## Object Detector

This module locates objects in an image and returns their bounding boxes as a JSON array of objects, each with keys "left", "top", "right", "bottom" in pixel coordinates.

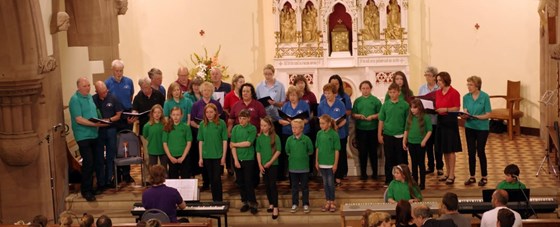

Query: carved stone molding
[
  {"left": 0, "top": 76, "right": 44, "bottom": 166},
  {"left": 39, "top": 56, "right": 57, "bottom": 74}
]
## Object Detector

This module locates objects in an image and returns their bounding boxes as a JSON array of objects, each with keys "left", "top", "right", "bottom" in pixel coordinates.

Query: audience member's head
[
  {"left": 149, "top": 165, "right": 167, "bottom": 185},
  {"left": 442, "top": 192, "right": 459, "bottom": 212},
  {"left": 492, "top": 189, "right": 509, "bottom": 207},
  {"left": 59, "top": 212, "right": 73, "bottom": 227},
  {"left": 497, "top": 208, "right": 515, "bottom": 227},
  {"left": 145, "top": 218, "right": 161, "bottom": 227},
  {"left": 79, "top": 213, "right": 94, "bottom": 227},
  {"left": 32, "top": 215, "right": 48, "bottom": 227},
  {"left": 96, "top": 215, "right": 112, "bottom": 227},
  {"left": 412, "top": 204, "right": 432, "bottom": 227},
  {"left": 363, "top": 211, "right": 392, "bottom": 227},
  {"left": 396, "top": 200, "right": 414, "bottom": 226}
]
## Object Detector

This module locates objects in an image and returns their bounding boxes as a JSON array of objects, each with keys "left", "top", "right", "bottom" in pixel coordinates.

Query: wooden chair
[{"left": 488, "top": 80, "right": 524, "bottom": 140}]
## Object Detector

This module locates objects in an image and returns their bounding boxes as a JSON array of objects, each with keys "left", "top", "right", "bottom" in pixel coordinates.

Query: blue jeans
[
  {"left": 290, "top": 172, "right": 309, "bottom": 206},
  {"left": 320, "top": 168, "right": 335, "bottom": 201},
  {"left": 96, "top": 127, "right": 117, "bottom": 187}
]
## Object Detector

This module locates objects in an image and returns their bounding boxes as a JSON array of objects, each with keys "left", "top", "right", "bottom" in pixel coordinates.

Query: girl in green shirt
[
  {"left": 315, "top": 114, "right": 340, "bottom": 212},
  {"left": 163, "top": 107, "right": 192, "bottom": 179},
  {"left": 387, "top": 164, "right": 422, "bottom": 204},
  {"left": 256, "top": 116, "right": 281, "bottom": 219},
  {"left": 198, "top": 103, "right": 227, "bottom": 201},
  {"left": 403, "top": 99, "right": 432, "bottom": 190},
  {"left": 142, "top": 104, "right": 166, "bottom": 167}
]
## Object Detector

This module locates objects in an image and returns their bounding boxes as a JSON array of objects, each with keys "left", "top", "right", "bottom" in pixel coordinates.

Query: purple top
[
  {"left": 141, "top": 184, "right": 183, "bottom": 222},
  {"left": 190, "top": 99, "right": 223, "bottom": 122}
]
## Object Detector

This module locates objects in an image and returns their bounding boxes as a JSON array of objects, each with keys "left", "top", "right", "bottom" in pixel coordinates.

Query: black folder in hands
[
  {"left": 278, "top": 110, "right": 309, "bottom": 121},
  {"left": 449, "top": 111, "right": 479, "bottom": 119},
  {"left": 334, "top": 114, "right": 347, "bottom": 125},
  {"left": 414, "top": 91, "right": 436, "bottom": 101},
  {"left": 192, "top": 117, "right": 203, "bottom": 124},
  {"left": 89, "top": 118, "right": 111, "bottom": 124},
  {"left": 123, "top": 110, "right": 151, "bottom": 116},
  {"left": 258, "top": 96, "right": 273, "bottom": 108}
]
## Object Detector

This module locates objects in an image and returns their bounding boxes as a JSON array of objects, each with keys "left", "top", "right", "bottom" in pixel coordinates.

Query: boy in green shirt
[
  {"left": 286, "top": 119, "right": 314, "bottom": 214},
  {"left": 496, "top": 164, "right": 526, "bottom": 189},
  {"left": 231, "top": 110, "right": 258, "bottom": 214},
  {"left": 378, "top": 83, "right": 410, "bottom": 185}
]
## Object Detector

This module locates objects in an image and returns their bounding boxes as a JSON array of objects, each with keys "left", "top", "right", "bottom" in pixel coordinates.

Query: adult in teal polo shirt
[
  {"left": 69, "top": 77, "right": 106, "bottom": 202},
  {"left": 462, "top": 76, "right": 492, "bottom": 186}
]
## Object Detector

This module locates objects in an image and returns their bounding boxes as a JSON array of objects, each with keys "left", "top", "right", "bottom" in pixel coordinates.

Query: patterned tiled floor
[{"left": 109, "top": 129, "right": 560, "bottom": 195}]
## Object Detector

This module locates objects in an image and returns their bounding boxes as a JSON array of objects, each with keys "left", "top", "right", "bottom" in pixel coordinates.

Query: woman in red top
[
  {"left": 434, "top": 72, "right": 462, "bottom": 184},
  {"left": 223, "top": 74, "right": 245, "bottom": 116}
]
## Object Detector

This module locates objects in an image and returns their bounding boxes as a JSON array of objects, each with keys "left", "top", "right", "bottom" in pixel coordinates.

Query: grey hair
[
  {"left": 424, "top": 66, "right": 438, "bottom": 76},
  {"left": 413, "top": 205, "right": 432, "bottom": 219},
  {"left": 138, "top": 77, "right": 151, "bottom": 87},
  {"left": 111, "top": 59, "right": 124, "bottom": 69}
]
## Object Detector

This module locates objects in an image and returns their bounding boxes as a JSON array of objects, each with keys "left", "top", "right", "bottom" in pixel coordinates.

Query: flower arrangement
[{"left": 188, "top": 46, "right": 229, "bottom": 82}]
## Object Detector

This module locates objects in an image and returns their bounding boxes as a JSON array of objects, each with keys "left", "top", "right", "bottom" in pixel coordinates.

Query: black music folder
[
  {"left": 482, "top": 189, "right": 530, "bottom": 202},
  {"left": 278, "top": 110, "right": 309, "bottom": 121},
  {"left": 449, "top": 111, "right": 479, "bottom": 120},
  {"left": 89, "top": 118, "right": 111, "bottom": 124},
  {"left": 334, "top": 114, "right": 347, "bottom": 125},
  {"left": 123, "top": 110, "right": 151, "bottom": 116},
  {"left": 258, "top": 96, "right": 273, "bottom": 108},
  {"left": 415, "top": 91, "right": 436, "bottom": 101}
]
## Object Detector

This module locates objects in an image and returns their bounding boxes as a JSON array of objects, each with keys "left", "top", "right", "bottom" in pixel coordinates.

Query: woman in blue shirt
[{"left": 462, "top": 76, "right": 492, "bottom": 186}]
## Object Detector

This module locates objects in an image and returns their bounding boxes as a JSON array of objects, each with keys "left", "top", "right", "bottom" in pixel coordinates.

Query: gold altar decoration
[
  {"left": 331, "top": 19, "right": 350, "bottom": 52},
  {"left": 362, "top": 0, "right": 380, "bottom": 40},
  {"left": 302, "top": 4, "right": 319, "bottom": 42},
  {"left": 280, "top": 4, "right": 297, "bottom": 43}
]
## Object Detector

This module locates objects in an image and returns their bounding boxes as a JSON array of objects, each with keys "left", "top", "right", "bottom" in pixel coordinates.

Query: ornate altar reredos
[
  {"left": 273, "top": 0, "right": 409, "bottom": 176},
  {"left": 273, "top": 0, "right": 409, "bottom": 100}
]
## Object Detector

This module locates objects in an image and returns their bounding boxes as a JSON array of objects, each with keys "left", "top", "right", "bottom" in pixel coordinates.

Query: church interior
[{"left": 1, "top": 0, "right": 560, "bottom": 226}]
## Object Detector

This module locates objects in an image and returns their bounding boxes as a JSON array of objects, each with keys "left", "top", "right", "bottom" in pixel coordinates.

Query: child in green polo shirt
[
  {"left": 163, "top": 107, "right": 192, "bottom": 179},
  {"left": 403, "top": 99, "right": 432, "bottom": 190},
  {"left": 315, "top": 114, "right": 340, "bottom": 212},
  {"left": 378, "top": 83, "right": 410, "bottom": 185},
  {"left": 142, "top": 104, "right": 166, "bottom": 167},
  {"left": 256, "top": 116, "right": 281, "bottom": 219},
  {"left": 231, "top": 109, "right": 258, "bottom": 214},
  {"left": 496, "top": 164, "right": 526, "bottom": 190},
  {"left": 198, "top": 103, "right": 227, "bottom": 202},
  {"left": 286, "top": 119, "right": 314, "bottom": 214},
  {"left": 387, "top": 164, "right": 422, "bottom": 203}
]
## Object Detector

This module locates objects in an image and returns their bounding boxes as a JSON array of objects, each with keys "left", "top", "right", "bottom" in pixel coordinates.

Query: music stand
[
  {"left": 482, "top": 189, "right": 530, "bottom": 202},
  {"left": 537, "top": 89, "right": 559, "bottom": 177}
]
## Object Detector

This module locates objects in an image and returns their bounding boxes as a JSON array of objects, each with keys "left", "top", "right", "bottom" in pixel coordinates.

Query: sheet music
[
  {"left": 213, "top": 92, "right": 225, "bottom": 107},
  {"left": 420, "top": 99, "right": 434, "bottom": 110},
  {"left": 165, "top": 179, "right": 199, "bottom": 201}
]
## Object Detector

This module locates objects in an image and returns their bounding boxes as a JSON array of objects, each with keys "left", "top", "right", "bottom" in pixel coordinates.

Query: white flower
[
  {"left": 198, "top": 63, "right": 207, "bottom": 72},
  {"left": 196, "top": 71, "right": 206, "bottom": 78}
]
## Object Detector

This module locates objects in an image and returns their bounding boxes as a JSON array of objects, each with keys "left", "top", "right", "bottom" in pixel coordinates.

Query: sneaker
[
  {"left": 303, "top": 205, "right": 310, "bottom": 213},
  {"left": 437, "top": 169, "right": 444, "bottom": 176},
  {"left": 290, "top": 205, "right": 298, "bottom": 213},
  {"left": 240, "top": 204, "right": 250, "bottom": 212}
]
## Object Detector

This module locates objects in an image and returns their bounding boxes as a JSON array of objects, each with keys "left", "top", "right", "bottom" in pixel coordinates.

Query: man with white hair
[
  {"left": 105, "top": 59, "right": 134, "bottom": 130},
  {"left": 132, "top": 77, "right": 165, "bottom": 136},
  {"left": 69, "top": 77, "right": 108, "bottom": 201}
]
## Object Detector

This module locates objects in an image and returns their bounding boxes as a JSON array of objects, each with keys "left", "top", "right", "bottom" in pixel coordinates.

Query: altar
[{"left": 272, "top": 0, "right": 410, "bottom": 176}]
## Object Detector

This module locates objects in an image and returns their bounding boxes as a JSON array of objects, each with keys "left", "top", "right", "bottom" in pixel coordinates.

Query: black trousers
[
  {"left": 77, "top": 139, "right": 97, "bottom": 196},
  {"left": 425, "top": 125, "right": 443, "bottom": 170},
  {"left": 465, "top": 128, "right": 489, "bottom": 177},
  {"left": 168, "top": 155, "right": 191, "bottom": 179},
  {"left": 335, "top": 138, "right": 348, "bottom": 180},
  {"left": 263, "top": 165, "right": 279, "bottom": 207},
  {"left": 408, "top": 143, "right": 426, "bottom": 186},
  {"left": 235, "top": 160, "right": 257, "bottom": 204},
  {"left": 204, "top": 158, "right": 223, "bottom": 201},
  {"left": 383, "top": 135, "right": 405, "bottom": 184},
  {"left": 356, "top": 129, "right": 378, "bottom": 177}
]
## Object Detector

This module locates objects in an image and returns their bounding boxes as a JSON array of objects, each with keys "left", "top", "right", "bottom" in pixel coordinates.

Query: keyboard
[{"left": 131, "top": 201, "right": 230, "bottom": 216}]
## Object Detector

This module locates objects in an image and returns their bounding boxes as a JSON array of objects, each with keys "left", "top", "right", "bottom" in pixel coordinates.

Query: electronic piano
[
  {"left": 458, "top": 197, "right": 557, "bottom": 218},
  {"left": 131, "top": 201, "right": 229, "bottom": 227}
]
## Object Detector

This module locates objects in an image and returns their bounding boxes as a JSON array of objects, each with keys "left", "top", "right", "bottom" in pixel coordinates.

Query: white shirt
[{"left": 480, "top": 207, "right": 522, "bottom": 227}]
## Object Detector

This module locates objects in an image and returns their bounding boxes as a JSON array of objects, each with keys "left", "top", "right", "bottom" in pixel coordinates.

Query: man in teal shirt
[{"left": 69, "top": 77, "right": 107, "bottom": 201}]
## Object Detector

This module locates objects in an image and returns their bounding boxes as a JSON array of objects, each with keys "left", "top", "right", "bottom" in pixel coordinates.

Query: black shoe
[
  {"left": 420, "top": 185, "right": 425, "bottom": 190},
  {"left": 240, "top": 204, "right": 250, "bottom": 212},
  {"left": 360, "top": 176, "right": 368, "bottom": 181},
  {"left": 201, "top": 185, "right": 210, "bottom": 191},
  {"left": 437, "top": 169, "right": 444, "bottom": 176},
  {"left": 250, "top": 207, "right": 258, "bottom": 214},
  {"left": 267, "top": 206, "right": 274, "bottom": 213},
  {"left": 371, "top": 175, "right": 379, "bottom": 180},
  {"left": 94, "top": 187, "right": 105, "bottom": 195},
  {"left": 83, "top": 193, "right": 96, "bottom": 202},
  {"left": 272, "top": 208, "right": 279, "bottom": 220},
  {"left": 125, "top": 176, "right": 135, "bottom": 184},
  {"left": 425, "top": 168, "right": 434, "bottom": 174},
  {"left": 105, "top": 182, "right": 116, "bottom": 188}
]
